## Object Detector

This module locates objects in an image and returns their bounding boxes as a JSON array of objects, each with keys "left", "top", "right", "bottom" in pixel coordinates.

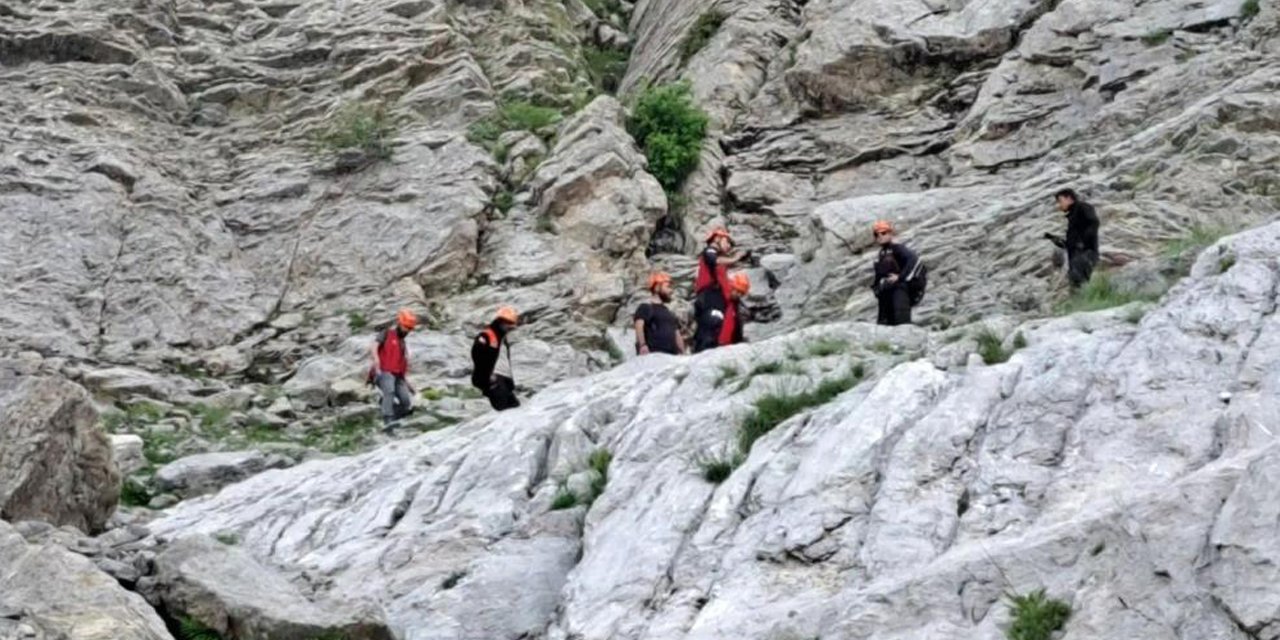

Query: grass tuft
[
  {"left": 550, "top": 482, "right": 578, "bottom": 510},
  {"left": 314, "top": 102, "right": 394, "bottom": 160},
  {"left": 1005, "top": 589, "right": 1071, "bottom": 640},
  {"left": 695, "top": 449, "right": 742, "bottom": 484},
  {"left": 975, "top": 329, "right": 1011, "bottom": 365},
  {"left": 1055, "top": 273, "right": 1161, "bottom": 315},
  {"left": 347, "top": 310, "right": 368, "bottom": 331},
  {"left": 680, "top": 10, "right": 727, "bottom": 62},
  {"left": 178, "top": 616, "right": 223, "bottom": 640},
  {"left": 120, "top": 478, "right": 152, "bottom": 508},
  {"left": 738, "top": 370, "right": 860, "bottom": 455},
  {"left": 713, "top": 365, "right": 739, "bottom": 388},
  {"left": 1242, "top": 0, "right": 1260, "bottom": 19},
  {"left": 1141, "top": 29, "right": 1172, "bottom": 46},
  {"left": 805, "top": 337, "right": 848, "bottom": 358},
  {"left": 587, "top": 449, "right": 612, "bottom": 502},
  {"left": 213, "top": 532, "right": 239, "bottom": 546}
]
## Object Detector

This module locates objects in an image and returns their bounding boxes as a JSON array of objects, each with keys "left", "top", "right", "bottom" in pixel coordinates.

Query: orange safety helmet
[
  {"left": 730, "top": 272, "right": 751, "bottom": 295},
  {"left": 705, "top": 226, "right": 733, "bottom": 245},
  {"left": 872, "top": 219, "right": 894, "bottom": 235},
  {"left": 647, "top": 271, "right": 672, "bottom": 291},
  {"left": 494, "top": 306, "right": 519, "bottom": 325},
  {"left": 397, "top": 309, "right": 418, "bottom": 331}
]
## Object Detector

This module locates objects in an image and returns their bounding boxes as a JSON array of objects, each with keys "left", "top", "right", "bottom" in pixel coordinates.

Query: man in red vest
[
  {"left": 720, "top": 272, "right": 751, "bottom": 346},
  {"left": 369, "top": 309, "right": 418, "bottom": 428}
]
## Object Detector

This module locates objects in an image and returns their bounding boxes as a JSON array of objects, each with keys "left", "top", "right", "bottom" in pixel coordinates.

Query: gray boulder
[
  {"left": 0, "top": 520, "right": 172, "bottom": 640},
  {"left": 153, "top": 535, "right": 391, "bottom": 640},
  {"left": 111, "top": 434, "right": 148, "bottom": 476},
  {"left": 0, "top": 377, "right": 119, "bottom": 533},
  {"left": 155, "top": 451, "right": 291, "bottom": 499}
]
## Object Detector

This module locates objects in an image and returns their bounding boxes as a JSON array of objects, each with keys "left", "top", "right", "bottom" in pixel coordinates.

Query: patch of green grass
[
  {"left": 314, "top": 101, "right": 394, "bottom": 161},
  {"left": 468, "top": 100, "right": 563, "bottom": 150},
  {"left": 441, "top": 570, "right": 466, "bottom": 590},
  {"left": 142, "top": 428, "right": 182, "bottom": 465},
  {"left": 120, "top": 479, "right": 152, "bottom": 508},
  {"left": 550, "top": 482, "right": 578, "bottom": 510},
  {"left": 213, "top": 531, "right": 239, "bottom": 546},
  {"left": 582, "top": 0, "right": 623, "bottom": 19},
  {"left": 1242, "top": 0, "right": 1260, "bottom": 19},
  {"left": 713, "top": 364, "right": 739, "bottom": 388},
  {"left": 1054, "top": 273, "right": 1160, "bottom": 315},
  {"left": 1141, "top": 29, "right": 1172, "bottom": 46},
  {"left": 870, "top": 341, "right": 894, "bottom": 354},
  {"left": 421, "top": 388, "right": 445, "bottom": 401},
  {"left": 680, "top": 10, "right": 727, "bottom": 63},
  {"left": 1005, "top": 589, "right": 1071, "bottom": 640},
  {"left": 305, "top": 415, "right": 377, "bottom": 454},
  {"left": 805, "top": 338, "right": 848, "bottom": 358},
  {"left": 178, "top": 616, "right": 223, "bottom": 640},
  {"left": 127, "top": 402, "right": 167, "bottom": 424},
  {"left": 584, "top": 45, "right": 629, "bottom": 95},
  {"left": 346, "top": 310, "right": 368, "bottom": 331},
  {"left": 975, "top": 329, "right": 1011, "bottom": 365},
  {"left": 750, "top": 361, "right": 782, "bottom": 376},
  {"left": 626, "top": 82, "right": 709, "bottom": 196},
  {"left": 190, "top": 404, "right": 231, "bottom": 430},
  {"left": 241, "top": 422, "right": 286, "bottom": 443},
  {"left": 587, "top": 449, "right": 612, "bottom": 501},
  {"left": 738, "top": 370, "right": 861, "bottom": 456},
  {"left": 1219, "top": 254, "right": 1236, "bottom": 273},
  {"left": 695, "top": 449, "right": 742, "bottom": 484},
  {"left": 494, "top": 189, "right": 515, "bottom": 214},
  {"left": 1161, "top": 225, "right": 1232, "bottom": 261},
  {"left": 493, "top": 142, "right": 510, "bottom": 165}
]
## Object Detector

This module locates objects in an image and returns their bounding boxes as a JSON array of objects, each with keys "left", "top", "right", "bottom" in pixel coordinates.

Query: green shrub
[
  {"left": 1012, "top": 332, "right": 1028, "bottom": 350},
  {"left": 1242, "top": 0, "right": 1260, "bottom": 19},
  {"left": 142, "top": 428, "right": 181, "bottom": 465},
  {"left": 680, "top": 10, "right": 727, "bottom": 62},
  {"left": 120, "top": 479, "right": 152, "bottom": 508},
  {"left": 695, "top": 450, "right": 742, "bottom": 484},
  {"left": 178, "top": 616, "right": 223, "bottom": 640},
  {"left": 1141, "top": 29, "right": 1172, "bottom": 46},
  {"left": 550, "top": 483, "right": 578, "bottom": 510},
  {"left": 467, "top": 100, "right": 564, "bottom": 153},
  {"left": 1219, "top": 254, "right": 1236, "bottom": 273},
  {"left": 314, "top": 102, "right": 394, "bottom": 160},
  {"left": 626, "top": 82, "right": 709, "bottom": 195},
  {"left": 584, "top": 45, "right": 630, "bottom": 94},
  {"left": 1161, "top": 225, "right": 1232, "bottom": 261},
  {"left": 347, "top": 310, "right": 368, "bottom": 331},
  {"left": 1054, "top": 273, "right": 1160, "bottom": 315},
  {"left": 588, "top": 449, "right": 612, "bottom": 501},
  {"left": 738, "top": 370, "right": 860, "bottom": 455},
  {"left": 975, "top": 329, "right": 1011, "bottom": 365},
  {"left": 1005, "top": 589, "right": 1071, "bottom": 640},
  {"left": 494, "top": 189, "right": 515, "bottom": 214}
]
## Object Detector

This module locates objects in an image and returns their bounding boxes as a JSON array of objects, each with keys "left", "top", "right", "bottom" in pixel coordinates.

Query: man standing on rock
[
  {"left": 635, "top": 272, "right": 685, "bottom": 355},
  {"left": 471, "top": 307, "right": 520, "bottom": 411},
  {"left": 694, "top": 271, "right": 751, "bottom": 352},
  {"left": 1044, "top": 188, "right": 1100, "bottom": 288},
  {"left": 369, "top": 309, "right": 417, "bottom": 429},
  {"left": 870, "top": 220, "right": 920, "bottom": 326},
  {"left": 692, "top": 227, "right": 750, "bottom": 353}
]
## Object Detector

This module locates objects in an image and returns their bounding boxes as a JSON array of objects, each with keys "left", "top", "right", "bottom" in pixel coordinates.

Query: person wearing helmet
[
  {"left": 634, "top": 272, "right": 685, "bottom": 355},
  {"left": 694, "top": 227, "right": 751, "bottom": 296},
  {"left": 1043, "top": 188, "right": 1100, "bottom": 288},
  {"left": 369, "top": 309, "right": 418, "bottom": 428},
  {"left": 471, "top": 306, "right": 521, "bottom": 411},
  {"left": 869, "top": 220, "right": 918, "bottom": 326},
  {"left": 720, "top": 272, "right": 751, "bottom": 346}
]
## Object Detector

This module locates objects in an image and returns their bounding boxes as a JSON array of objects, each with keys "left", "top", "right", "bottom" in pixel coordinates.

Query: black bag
[{"left": 906, "top": 260, "right": 928, "bottom": 306}]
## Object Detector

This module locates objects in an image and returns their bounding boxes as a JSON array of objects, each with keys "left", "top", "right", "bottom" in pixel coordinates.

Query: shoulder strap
[{"left": 481, "top": 327, "right": 497, "bottom": 345}]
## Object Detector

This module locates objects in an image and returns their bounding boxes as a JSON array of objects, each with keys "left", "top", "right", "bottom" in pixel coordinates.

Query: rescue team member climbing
[
  {"left": 1043, "top": 188, "right": 1100, "bottom": 288},
  {"left": 721, "top": 272, "right": 750, "bottom": 346},
  {"left": 471, "top": 306, "right": 520, "bottom": 411},
  {"left": 870, "top": 220, "right": 919, "bottom": 327},
  {"left": 368, "top": 309, "right": 417, "bottom": 428},
  {"left": 692, "top": 227, "right": 750, "bottom": 353},
  {"left": 634, "top": 272, "right": 685, "bottom": 355}
]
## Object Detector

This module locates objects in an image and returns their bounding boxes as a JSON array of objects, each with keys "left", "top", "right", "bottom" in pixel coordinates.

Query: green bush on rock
[{"left": 626, "top": 82, "right": 708, "bottom": 196}]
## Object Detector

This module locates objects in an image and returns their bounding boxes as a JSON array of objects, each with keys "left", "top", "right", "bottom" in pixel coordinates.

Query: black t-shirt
[{"left": 634, "top": 303, "right": 681, "bottom": 355}]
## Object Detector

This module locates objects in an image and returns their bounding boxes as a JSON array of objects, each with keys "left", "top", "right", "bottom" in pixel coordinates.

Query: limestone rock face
[
  {"left": 154, "top": 451, "right": 292, "bottom": 499},
  {"left": 0, "top": 520, "right": 172, "bottom": 640},
  {"left": 0, "top": 377, "right": 119, "bottom": 534},
  {"left": 151, "top": 222, "right": 1280, "bottom": 639}
]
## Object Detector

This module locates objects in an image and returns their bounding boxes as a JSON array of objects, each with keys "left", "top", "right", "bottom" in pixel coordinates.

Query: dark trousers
[
  {"left": 692, "top": 289, "right": 726, "bottom": 353},
  {"left": 1068, "top": 250, "right": 1098, "bottom": 288},
  {"left": 485, "top": 375, "right": 520, "bottom": 411},
  {"left": 877, "top": 287, "right": 912, "bottom": 326}
]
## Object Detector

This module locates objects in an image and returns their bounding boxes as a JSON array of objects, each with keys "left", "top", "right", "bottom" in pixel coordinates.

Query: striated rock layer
[{"left": 152, "top": 221, "right": 1280, "bottom": 639}]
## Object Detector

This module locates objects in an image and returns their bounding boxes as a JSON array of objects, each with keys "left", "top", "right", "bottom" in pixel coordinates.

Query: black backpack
[{"left": 906, "top": 260, "right": 928, "bottom": 306}]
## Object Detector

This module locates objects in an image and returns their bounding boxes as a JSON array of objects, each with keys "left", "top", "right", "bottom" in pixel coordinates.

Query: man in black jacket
[
  {"left": 869, "top": 220, "right": 919, "bottom": 326},
  {"left": 471, "top": 306, "right": 520, "bottom": 411},
  {"left": 1044, "top": 188, "right": 1100, "bottom": 288}
]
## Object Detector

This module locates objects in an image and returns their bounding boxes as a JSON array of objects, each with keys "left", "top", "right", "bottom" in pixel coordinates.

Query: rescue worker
[
  {"left": 1043, "top": 188, "right": 1100, "bottom": 288},
  {"left": 471, "top": 306, "right": 520, "bottom": 411},
  {"left": 368, "top": 309, "right": 417, "bottom": 428},
  {"left": 721, "top": 272, "right": 751, "bottom": 346},
  {"left": 692, "top": 227, "right": 750, "bottom": 353},
  {"left": 870, "top": 220, "right": 919, "bottom": 326},
  {"left": 634, "top": 272, "right": 685, "bottom": 355}
]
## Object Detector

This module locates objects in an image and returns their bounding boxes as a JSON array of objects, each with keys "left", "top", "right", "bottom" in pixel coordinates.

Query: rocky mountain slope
[
  {"left": 1, "top": 0, "right": 1279, "bottom": 637},
  {"left": 140, "top": 219, "right": 1280, "bottom": 639}
]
